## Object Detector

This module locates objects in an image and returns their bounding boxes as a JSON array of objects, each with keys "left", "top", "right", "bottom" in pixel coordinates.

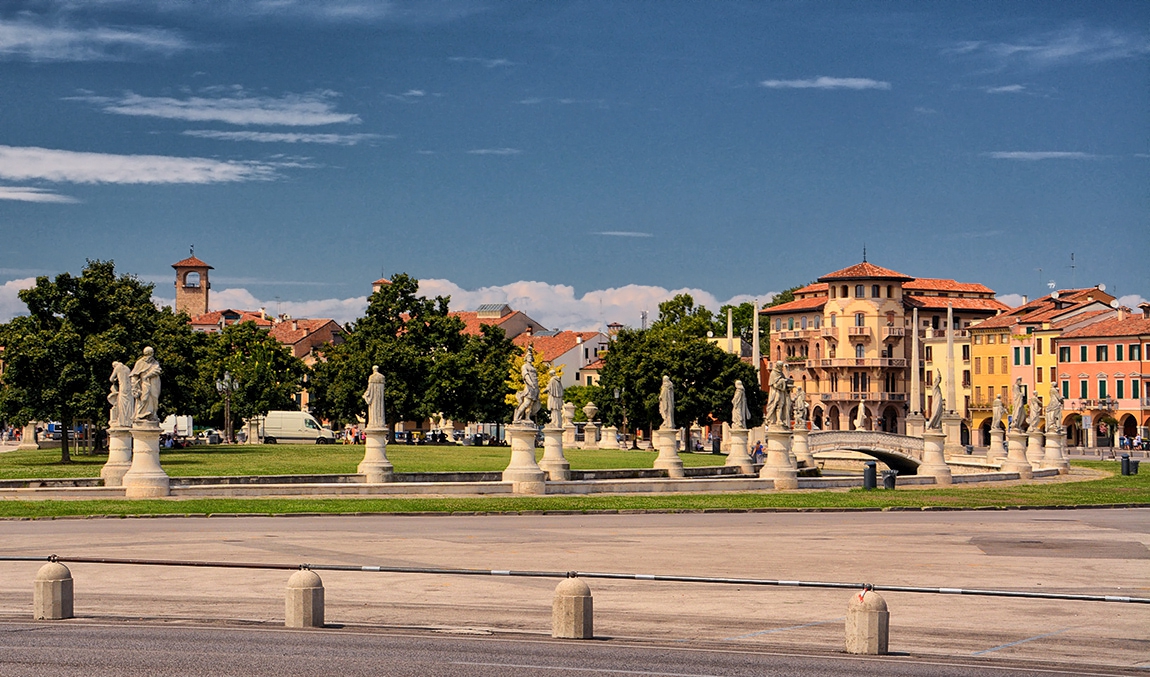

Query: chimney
[
  {"left": 1116, "top": 307, "right": 1127, "bottom": 322},
  {"left": 291, "top": 320, "right": 299, "bottom": 331},
  {"left": 525, "top": 325, "right": 534, "bottom": 336},
  {"left": 1140, "top": 303, "right": 1150, "bottom": 319},
  {"left": 1022, "top": 295, "right": 1028, "bottom": 304}
]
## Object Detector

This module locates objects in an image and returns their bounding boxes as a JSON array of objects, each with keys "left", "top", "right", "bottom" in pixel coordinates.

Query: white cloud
[
  {"left": 1118, "top": 294, "right": 1149, "bottom": 310},
  {"left": 0, "top": 186, "right": 80, "bottom": 203},
  {"left": 75, "top": 90, "right": 360, "bottom": 126},
  {"left": 949, "top": 27, "right": 1150, "bottom": 68},
  {"left": 0, "top": 145, "right": 278, "bottom": 184},
  {"left": 595, "top": 231, "right": 652, "bottom": 238},
  {"left": 984, "top": 84, "right": 1026, "bottom": 94},
  {"left": 996, "top": 293, "right": 1026, "bottom": 308},
  {"left": 760, "top": 76, "right": 891, "bottom": 90},
  {"left": 984, "top": 151, "right": 1097, "bottom": 161},
  {"left": 183, "top": 130, "right": 389, "bottom": 145},
  {"left": 387, "top": 89, "right": 438, "bottom": 103},
  {"left": 0, "top": 277, "right": 36, "bottom": 320},
  {"left": 0, "top": 17, "right": 188, "bottom": 62},
  {"left": 467, "top": 148, "right": 521, "bottom": 155},
  {"left": 516, "top": 97, "right": 544, "bottom": 105},
  {"left": 913, "top": 106, "right": 937, "bottom": 114},
  {"left": 449, "top": 57, "right": 514, "bottom": 68}
]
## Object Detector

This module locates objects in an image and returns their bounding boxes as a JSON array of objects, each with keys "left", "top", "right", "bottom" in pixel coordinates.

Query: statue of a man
[
  {"left": 1009, "top": 378, "right": 1026, "bottom": 432},
  {"left": 546, "top": 368, "right": 564, "bottom": 428},
  {"left": 792, "top": 384, "right": 808, "bottom": 428},
  {"left": 513, "top": 346, "right": 540, "bottom": 425},
  {"left": 658, "top": 375, "right": 675, "bottom": 430},
  {"left": 108, "top": 361, "right": 134, "bottom": 429},
  {"left": 855, "top": 403, "right": 867, "bottom": 431},
  {"left": 764, "top": 361, "right": 791, "bottom": 429},
  {"left": 362, "top": 365, "right": 386, "bottom": 429},
  {"left": 130, "top": 347, "right": 161, "bottom": 423},
  {"left": 1027, "top": 395, "right": 1044, "bottom": 431},
  {"left": 927, "top": 373, "right": 944, "bottom": 430},
  {"left": 1046, "top": 384, "right": 1064, "bottom": 433},
  {"left": 991, "top": 394, "right": 1005, "bottom": 431},
  {"left": 731, "top": 379, "right": 750, "bottom": 430}
]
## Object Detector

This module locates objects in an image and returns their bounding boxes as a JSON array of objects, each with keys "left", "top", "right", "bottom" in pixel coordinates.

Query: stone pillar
[
  {"left": 760, "top": 427, "right": 798, "bottom": 489},
  {"left": 720, "top": 421, "right": 731, "bottom": 452},
  {"left": 17, "top": 423, "right": 40, "bottom": 450},
  {"left": 792, "top": 428, "right": 816, "bottom": 469},
  {"left": 122, "top": 421, "right": 169, "bottom": 498},
  {"left": 503, "top": 424, "right": 546, "bottom": 494},
  {"left": 358, "top": 426, "right": 394, "bottom": 483},
  {"left": 562, "top": 403, "right": 577, "bottom": 446},
  {"left": 1086, "top": 423, "right": 1097, "bottom": 449},
  {"left": 1025, "top": 429, "right": 1045, "bottom": 466},
  {"left": 539, "top": 427, "right": 570, "bottom": 481},
  {"left": 1001, "top": 430, "right": 1034, "bottom": 479},
  {"left": 941, "top": 414, "right": 965, "bottom": 458},
  {"left": 552, "top": 578, "right": 593, "bottom": 639},
  {"left": 905, "top": 414, "right": 925, "bottom": 439},
  {"left": 599, "top": 425, "right": 619, "bottom": 450},
  {"left": 100, "top": 427, "right": 133, "bottom": 487},
  {"left": 285, "top": 570, "right": 324, "bottom": 628},
  {"left": 34, "top": 562, "right": 73, "bottom": 620},
  {"left": 1042, "top": 429, "right": 1070, "bottom": 474},
  {"left": 752, "top": 299, "right": 761, "bottom": 384},
  {"left": 919, "top": 430, "right": 953, "bottom": 486},
  {"left": 988, "top": 428, "right": 1006, "bottom": 463},
  {"left": 726, "top": 427, "right": 754, "bottom": 474},
  {"left": 845, "top": 589, "right": 889, "bottom": 655},
  {"left": 582, "top": 422, "right": 600, "bottom": 450},
  {"left": 652, "top": 428, "right": 684, "bottom": 478},
  {"left": 909, "top": 307, "right": 921, "bottom": 418}
]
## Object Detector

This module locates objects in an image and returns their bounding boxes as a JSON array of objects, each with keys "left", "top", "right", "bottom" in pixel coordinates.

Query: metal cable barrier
[{"left": 4, "top": 554, "right": 1148, "bottom": 605}]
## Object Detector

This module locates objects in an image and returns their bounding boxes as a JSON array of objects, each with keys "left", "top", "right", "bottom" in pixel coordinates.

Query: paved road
[
  {"left": 1, "top": 621, "right": 1135, "bottom": 677},
  {"left": 0, "top": 509, "right": 1148, "bottom": 671}
]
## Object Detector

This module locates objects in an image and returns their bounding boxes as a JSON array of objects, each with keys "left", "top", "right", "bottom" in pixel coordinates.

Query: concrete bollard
[
  {"left": 845, "top": 588, "right": 889, "bottom": 655},
  {"left": 552, "top": 577, "right": 593, "bottom": 639},
  {"left": 34, "top": 562, "right": 74, "bottom": 620},
  {"left": 285, "top": 570, "right": 324, "bottom": 628}
]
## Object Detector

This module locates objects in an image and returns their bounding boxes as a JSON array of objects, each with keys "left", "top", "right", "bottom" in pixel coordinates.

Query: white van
[{"left": 259, "top": 411, "right": 336, "bottom": 445}]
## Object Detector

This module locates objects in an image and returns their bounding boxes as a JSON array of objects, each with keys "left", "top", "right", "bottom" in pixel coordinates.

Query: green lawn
[
  {"left": 0, "top": 443, "right": 724, "bottom": 479},
  {"left": 0, "top": 461, "right": 1146, "bottom": 519}
]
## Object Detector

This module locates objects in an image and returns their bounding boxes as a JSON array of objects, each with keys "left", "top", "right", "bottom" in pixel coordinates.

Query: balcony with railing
[
  {"left": 777, "top": 329, "right": 818, "bottom": 342},
  {"left": 806, "top": 358, "right": 906, "bottom": 369},
  {"left": 918, "top": 329, "right": 971, "bottom": 340},
  {"left": 821, "top": 327, "right": 838, "bottom": 340},
  {"left": 881, "top": 327, "right": 905, "bottom": 341},
  {"left": 819, "top": 391, "right": 907, "bottom": 402},
  {"left": 848, "top": 326, "right": 872, "bottom": 340}
]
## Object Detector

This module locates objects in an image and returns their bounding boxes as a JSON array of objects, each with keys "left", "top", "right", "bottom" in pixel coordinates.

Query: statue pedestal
[
  {"left": 599, "top": 425, "right": 619, "bottom": 450},
  {"left": 905, "top": 414, "right": 925, "bottom": 439},
  {"left": 920, "top": 431, "right": 953, "bottom": 486},
  {"left": 562, "top": 423, "right": 577, "bottom": 447},
  {"left": 503, "top": 425, "right": 546, "bottom": 494},
  {"left": 539, "top": 427, "right": 570, "bottom": 481},
  {"left": 653, "top": 428, "right": 684, "bottom": 478},
  {"left": 1001, "top": 430, "right": 1033, "bottom": 479},
  {"left": 581, "top": 423, "right": 600, "bottom": 449},
  {"left": 725, "top": 427, "right": 754, "bottom": 474},
  {"left": 358, "top": 427, "right": 394, "bottom": 483},
  {"left": 988, "top": 428, "right": 1006, "bottom": 463},
  {"left": 101, "top": 427, "right": 133, "bottom": 487},
  {"left": 17, "top": 423, "right": 40, "bottom": 450},
  {"left": 122, "top": 421, "right": 169, "bottom": 498},
  {"left": 1025, "top": 429, "right": 1045, "bottom": 466},
  {"left": 760, "top": 427, "right": 798, "bottom": 489},
  {"left": 1042, "top": 430, "right": 1070, "bottom": 474},
  {"left": 792, "top": 428, "right": 816, "bottom": 468},
  {"left": 942, "top": 414, "right": 965, "bottom": 458}
]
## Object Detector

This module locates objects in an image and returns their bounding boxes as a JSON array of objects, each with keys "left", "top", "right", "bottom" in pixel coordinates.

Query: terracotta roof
[
  {"left": 1050, "top": 309, "right": 1112, "bottom": 330},
  {"left": 761, "top": 296, "right": 828, "bottom": 314},
  {"left": 269, "top": 319, "right": 345, "bottom": 359},
  {"left": 818, "top": 262, "right": 912, "bottom": 282},
  {"left": 171, "top": 255, "right": 213, "bottom": 269},
  {"left": 903, "top": 278, "right": 995, "bottom": 295},
  {"left": 372, "top": 278, "right": 391, "bottom": 286},
  {"left": 513, "top": 331, "right": 604, "bottom": 363},
  {"left": 449, "top": 309, "right": 534, "bottom": 335},
  {"left": 580, "top": 358, "right": 605, "bottom": 372},
  {"left": 1061, "top": 316, "right": 1150, "bottom": 339},
  {"left": 190, "top": 309, "right": 273, "bottom": 328},
  {"left": 792, "top": 282, "right": 828, "bottom": 296},
  {"left": 903, "top": 296, "right": 1010, "bottom": 312}
]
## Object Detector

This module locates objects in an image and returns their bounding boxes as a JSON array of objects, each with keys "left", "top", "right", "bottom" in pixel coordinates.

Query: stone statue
[
  {"left": 855, "top": 403, "right": 867, "bottom": 431},
  {"left": 927, "top": 374, "right": 944, "bottom": 430},
  {"left": 546, "top": 368, "right": 564, "bottom": 427},
  {"left": 658, "top": 375, "right": 675, "bottom": 430},
  {"left": 513, "top": 346, "right": 540, "bottom": 425},
  {"left": 1009, "top": 378, "right": 1025, "bottom": 432},
  {"left": 362, "top": 365, "right": 386, "bottom": 429},
  {"left": 108, "top": 361, "right": 134, "bottom": 429},
  {"left": 129, "top": 347, "right": 161, "bottom": 423},
  {"left": 764, "top": 361, "right": 792, "bottom": 429},
  {"left": 792, "top": 384, "right": 808, "bottom": 428},
  {"left": 991, "top": 394, "right": 1005, "bottom": 431},
  {"left": 1045, "top": 384, "right": 1064, "bottom": 433},
  {"left": 1027, "top": 395, "right": 1043, "bottom": 431},
  {"left": 731, "top": 380, "right": 750, "bottom": 429}
]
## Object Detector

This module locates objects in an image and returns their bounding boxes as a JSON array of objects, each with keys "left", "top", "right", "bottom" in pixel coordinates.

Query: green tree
[
  {"left": 650, "top": 293, "right": 715, "bottom": 339},
  {"left": 197, "top": 321, "right": 308, "bottom": 430},
  {"left": 561, "top": 384, "right": 604, "bottom": 423},
  {"left": 0, "top": 260, "right": 204, "bottom": 462}
]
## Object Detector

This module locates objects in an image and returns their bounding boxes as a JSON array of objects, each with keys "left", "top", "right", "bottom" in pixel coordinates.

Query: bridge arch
[{"left": 808, "top": 430, "right": 924, "bottom": 475}]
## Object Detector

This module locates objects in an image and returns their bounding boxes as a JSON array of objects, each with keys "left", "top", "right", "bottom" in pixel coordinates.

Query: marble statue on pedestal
[
  {"left": 1046, "top": 384, "right": 1064, "bottom": 433},
  {"left": 363, "top": 365, "right": 386, "bottom": 429},
  {"left": 546, "top": 368, "right": 564, "bottom": 427},
  {"left": 1009, "top": 378, "right": 1026, "bottom": 432},
  {"left": 792, "top": 384, "right": 808, "bottom": 429},
  {"left": 108, "top": 361, "right": 134, "bottom": 428},
  {"left": 129, "top": 347, "right": 161, "bottom": 423},
  {"left": 927, "top": 375, "right": 944, "bottom": 430},
  {"left": 659, "top": 375, "right": 675, "bottom": 430},
  {"left": 731, "top": 380, "right": 750, "bottom": 429},
  {"left": 991, "top": 395, "right": 1005, "bottom": 431},
  {"left": 513, "top": 346, "right": 540, "bottom": 425},
  {"left": 764, "top": 361, "right": 792, "bottom": 429},
  {"left": 1027, "top": 395, "right": 1043, "bottom": 431},
  {"left": 855, "top": 403, "right": 867, "bottom": 431}
]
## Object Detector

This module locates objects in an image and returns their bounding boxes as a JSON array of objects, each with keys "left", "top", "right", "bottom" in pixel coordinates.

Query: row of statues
[
  {"left": 989, "top": 378, "right": 1064, "bottom": 434},
  {"left": 107, "top": 347, "right": 162, "bottom": 428}
]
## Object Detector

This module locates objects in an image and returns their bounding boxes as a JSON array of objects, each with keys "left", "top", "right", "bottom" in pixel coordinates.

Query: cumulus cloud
[
  {"left": 466, "top": 148, "right": 521, "bottom": 156},
  {"left": 760, "top": 76, "right": 891, "bottom": 90},
  {"left": 1118, "top": 294, "right": 1149, "bottom": 310},
  {"left": 948, "top": 26, "right": 1150, "bottom": 68},
  {"left": 0, "top": 186, "right": 80, "bottom": 203},
  {"left": 0, "top": 145, "right": 279, "bottom": 184},
  {"left": 984, "top": 151, "right": 1097, "bottom": 161},
  {"left": 74, "top": 89, "right": 360, "bottom": 126},
  {"left": 183, "top": 130, "right": 388, "bottom": 145},
  {"left": 0, "top": 277, "right": 36, "bottom": 320},
  {"left": 0, "top": 16, "right": 189, "bottom": 62},
  {"left": 996, "top": 293, "right": 1026, "bottom": 308}
]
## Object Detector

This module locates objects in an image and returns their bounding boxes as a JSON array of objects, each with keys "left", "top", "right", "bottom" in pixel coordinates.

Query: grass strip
[{"left": 0, "top": 462, "right": 1145, "bottom": 519}]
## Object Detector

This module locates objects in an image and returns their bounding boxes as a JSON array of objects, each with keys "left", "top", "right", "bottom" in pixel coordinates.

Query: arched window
[
  {"left": 800, "top": 316, "right": 808, "bottom": 329},
  {"left": 871, "top": 284, "right": 880, "bottom": 298},
  {"left": 830, "top": 313, "right": 837, "bottom": 327},
  {"left": 887, "top": 285, "right": 893, "bottom": 298},
  {"left": 841, "top": 285, "right": 849, "bottom": 298},
  {"left": 814, "top": 315, "right": 821, "bottom": 329},
  {"left": 856, "top": 343, "right": 865, "bottom": 358},
  {"left": 788, "top": 317, "right": 794, "bottom": 330},
  {"left": 775, "top": 318, "right": 781, "bottom": 331},
  {"left": 184, "top": 272, "right": 201, "bottom": 288},
  {"left": 855, "top": 313, "right": 865, "bottom": 327},
  {"left": 855, "top": 284, "right": 865, "bottom": 298}
]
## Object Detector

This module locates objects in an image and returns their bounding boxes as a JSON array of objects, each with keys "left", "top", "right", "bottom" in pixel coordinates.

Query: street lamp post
[
  {"left": 216, "top": 371, "right": 236, "bottom": 444},
  {"left": 614, "top": 387, "right": 632, "bottom": 449}
]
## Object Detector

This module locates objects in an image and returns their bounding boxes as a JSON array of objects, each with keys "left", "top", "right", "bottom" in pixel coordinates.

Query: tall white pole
[
  {"left": 910, "top": 306, "right": 920, "bottom": 414},
  {"left": 727, "top": 307, "right": 734, "bottom": 354},
  {"left": 946, "top": 302, "right": 957, "bottom": 413},
  {"left": 752, "top": 300, "right": 761, "bottom": 382}
]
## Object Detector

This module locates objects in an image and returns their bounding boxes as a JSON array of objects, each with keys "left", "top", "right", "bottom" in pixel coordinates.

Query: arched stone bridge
[{"left": 808, "top": 430, "right": 925, "bottom": 475}]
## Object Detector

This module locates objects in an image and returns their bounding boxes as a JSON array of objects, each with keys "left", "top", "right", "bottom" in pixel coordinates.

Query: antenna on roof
[
  {"left": 190, "top": 244, "right": 194, "bottom": 257},
  {"left": 1069, "top": 252, "right": 1076, "bottom": 288},
  {"left": 862, "top": 244, "right": 867, "bottom": 263}
]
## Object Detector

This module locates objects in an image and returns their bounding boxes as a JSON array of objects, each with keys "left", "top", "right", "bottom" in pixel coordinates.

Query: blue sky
[{"left": 1, "top": 1, "right": 1147, "bottom": 329}]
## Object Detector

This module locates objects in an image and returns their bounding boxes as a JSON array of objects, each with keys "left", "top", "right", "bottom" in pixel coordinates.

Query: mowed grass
[
  {"left": 0, "top": 461, "right": 1146, "bottom": 519},
  {"left": 0, "top": 443, "right": 724, "bottom": 479}
]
